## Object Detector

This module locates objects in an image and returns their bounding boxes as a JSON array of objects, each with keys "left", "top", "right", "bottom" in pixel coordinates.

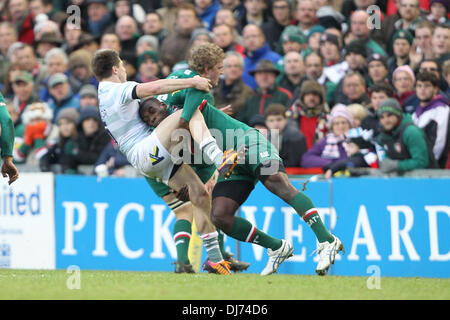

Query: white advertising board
[{"left": 0, "top": 173, "right": 55, "bottom": 269}]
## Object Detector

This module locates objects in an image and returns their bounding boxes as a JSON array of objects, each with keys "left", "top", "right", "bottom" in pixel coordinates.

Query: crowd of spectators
[{"left": 0, "top": 0, "right": 449, "bottom": 177}]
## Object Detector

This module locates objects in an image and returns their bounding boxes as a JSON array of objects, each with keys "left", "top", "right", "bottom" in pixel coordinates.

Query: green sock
[
  {"left": 217, "top": 228, "right": 227, "bottom": 257},
  {"left": 229, "top": 216, "right": 282, "bottom": 251},
  {"left": 288, "top": 192, "right": 334, "bottom": 243},
  {"left": 173, "top": 219, "right": 191, "bottom": 264}
]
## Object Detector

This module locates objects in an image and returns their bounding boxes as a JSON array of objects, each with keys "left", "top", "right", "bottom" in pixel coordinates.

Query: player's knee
[
  {"left": 210, "top": 210, "right": 229, "bottom": 231},
  {"left": 211, "top": 205, "right": 234, "bottom": 232},
  {"left": 189, "top": 185, "right": 210, "bottom": 208},
  {"left": 264, "top": 173, "right": 297, "bottom": 201}
]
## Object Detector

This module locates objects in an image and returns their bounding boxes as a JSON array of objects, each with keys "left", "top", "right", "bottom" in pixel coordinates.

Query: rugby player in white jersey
[{"left": 92, "top": 49, "right": 238, "bottom": 274}]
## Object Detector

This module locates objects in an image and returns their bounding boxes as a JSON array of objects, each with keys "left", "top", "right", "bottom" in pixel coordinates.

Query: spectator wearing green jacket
[
  {"left": 236, "top": 59, "right": 292, "bottom": 125},
  {"left": 377, "top": 98, "right": 431, "bottom": 173}
]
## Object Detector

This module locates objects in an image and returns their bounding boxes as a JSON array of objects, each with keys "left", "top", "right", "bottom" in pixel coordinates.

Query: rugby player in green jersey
[
  {"left": 139, "top": 43, "right": 345, "bottom": 276},
  {"left": 0, "top": 93, "right": 18, "bottom": 185}
]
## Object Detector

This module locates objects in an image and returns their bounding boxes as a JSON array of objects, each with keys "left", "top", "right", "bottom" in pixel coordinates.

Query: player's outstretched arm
[{"left": 135, "top": 76, "right": 212, "bottom": 99}]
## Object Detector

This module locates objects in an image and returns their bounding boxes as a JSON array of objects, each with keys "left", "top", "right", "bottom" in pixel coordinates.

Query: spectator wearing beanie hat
[
  {"left": 392, "top": 65, "right": 420, "bottom": 113},
  {"left": 322, "top": 127, "right": 378, "bottom": 179},
  {"left": 135, "top": 50, "right": 160, "bottom": 83},
  {"left": 388, "top": 29, "right": 413, "bottom": 76},
  {"left": 320, "top": 33, "right": 349, "bottom": 85},
  {"left": 75, "top": 106, "right": 111, "bottom": 166},
  {"left": 427, "top": 0, "right": 449, "bottom": 25},
  {"left": 367, "top": 53, "right": 389, "bottom": 88},
  {"left": 307, "top": 25, "right": 326, "bottom": 52},
  {"left": 39, "top": 107, "right": 80, "bottom": 174},
  {"left": 301, "top": 104, "right": 353, "bottom": 169},
  {"left": 377, "top": 98, "right": 433, "bottom": 173},
  {"left": 275, "top": 26, "right": 307, "bottom": 71},
  {"left": 68, "top": 49, "right": 98, "bottom": 94}
]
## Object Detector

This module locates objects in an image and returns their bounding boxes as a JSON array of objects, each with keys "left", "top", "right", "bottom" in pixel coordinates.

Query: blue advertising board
[{"left": 55, "top": 175, "right": 450, "bottom": 277}]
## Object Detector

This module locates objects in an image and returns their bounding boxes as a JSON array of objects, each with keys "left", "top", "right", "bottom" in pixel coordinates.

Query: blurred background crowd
[{"left": 0, "top": 0, "right": 449, "bottom": 177}]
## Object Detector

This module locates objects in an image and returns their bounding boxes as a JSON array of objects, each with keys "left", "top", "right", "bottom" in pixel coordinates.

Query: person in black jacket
[
  {"left": 261, "top": 0, "right": 294, "bottom": 51},
  {"left": 75, "top": 105, "right": 110, "bottom": 167},
  {"left": 264, "top": 103, "right": 307, "bottom": 167}
]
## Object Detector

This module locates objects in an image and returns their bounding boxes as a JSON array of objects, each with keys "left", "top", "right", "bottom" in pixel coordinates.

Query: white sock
[
  {"left": 201, "top": 231, "right": 223, "bottom": 263},
  {"left": 199, "top": 136, "right": 224, "bottom": 168}
]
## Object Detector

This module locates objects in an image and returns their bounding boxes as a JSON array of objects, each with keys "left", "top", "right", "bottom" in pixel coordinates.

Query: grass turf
[{"left": 0, "top": 269, "right": 448, "bottom": 300}]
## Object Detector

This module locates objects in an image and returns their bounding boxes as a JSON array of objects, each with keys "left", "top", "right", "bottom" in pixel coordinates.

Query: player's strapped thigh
[
  {"left": 134, "top": 131, "right": 174, "bottom": 184},
  {"left": 230, "top": 129, "right": 283, "bottom": 180},
  {"left": 212, "top": 179, "right": 255, "bottom": 206}
]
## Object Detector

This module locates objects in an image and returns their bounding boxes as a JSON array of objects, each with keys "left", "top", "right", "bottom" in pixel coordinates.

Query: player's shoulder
[{"left": 168, "top": 69, "right": 196, "bottom": 79}]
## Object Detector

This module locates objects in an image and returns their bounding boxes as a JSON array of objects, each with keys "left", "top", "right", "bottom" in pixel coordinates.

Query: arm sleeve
[
  {"left": 0, "top": 104, "right": 15, "bottom": 157},
  {"left": 398, "top": 126, "right": 429, "bottom": 171},
  {"left": 181, "top": 89, "right": 211, "bottom": 122},
  {"left": 119, "top": 81, "right": 139, "bottom": 105}
]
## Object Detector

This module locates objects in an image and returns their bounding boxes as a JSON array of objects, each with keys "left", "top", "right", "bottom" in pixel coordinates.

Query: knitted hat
[
  {"left": 367, "top": 53, "right": 388, "bottom": 68},
  {"left": 344, "top": 39, "right": 367, "bottom": 58},
  {"left": 190, "top": 28, "right": 213, "bottom": 43},
  {"left": 21, "top": 102, "right": 53, "bottom": 125},
  {"left": 392, "top": 29, "right": 414, "bottom": 45},
  {"left": 79, "top": 105, "right": 101, "bottom": 124},
  {"left": 69, "top": 49, "right": 92, "bottom": 72},
  {"left": 137, "top": 50, "right": 159, "bottom": 69},
  {"left": 393, "top": 65, "right": 415, "bottom": 83},
  {"left": 136, "top": 35, "right": 159, "bottom": 52},
  {"left": 56, "top": 107, "right": 80, "bottom": 124},
  {"left": 377, "top": 98, "right": 403, "bottom": 118},
  {"left": 79, "top": 84, "right": 98, "bottom": 98},
  {"left": 281, "top": 25, "right": 306, "bottom": 45},
  {"left": 307, "top": 25, "right": 326, "bottom": 41},
  {"left": 329, "top": 104, "right": 354, "bottom": 127},
  {"left": 430, "top": 0, "right": 449, "bottom": 13},
  {"left": 320, "top": 33, "right": 340, "bottom": 49}
]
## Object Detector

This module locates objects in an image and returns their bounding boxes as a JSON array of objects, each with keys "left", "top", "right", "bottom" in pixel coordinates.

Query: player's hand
[
  {"left": 2, "top": 156, "right": 19, "bottom": 185},
  {"left": 220, "top": 104, "right": 233, "bottom": 115},
  {"left": 192, "top": 75, "right": 212, "bottom": 92}
]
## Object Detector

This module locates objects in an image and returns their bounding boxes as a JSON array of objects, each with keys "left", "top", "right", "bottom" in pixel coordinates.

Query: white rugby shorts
[{"left": 131, "top": 131, "right": 174, "bottom": 184}]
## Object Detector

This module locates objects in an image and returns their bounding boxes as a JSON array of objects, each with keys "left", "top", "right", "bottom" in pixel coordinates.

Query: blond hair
[
  {"left": 188, "top": 43, "right": 226, "bottom": 74},
  {"left": 347, "top": 103, "right": 368, "bottom": 122}
]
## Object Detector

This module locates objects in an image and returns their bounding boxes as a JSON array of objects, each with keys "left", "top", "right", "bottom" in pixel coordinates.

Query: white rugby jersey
[{"left": 98, "top": 81, "right": 152, "bottom": 164}]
